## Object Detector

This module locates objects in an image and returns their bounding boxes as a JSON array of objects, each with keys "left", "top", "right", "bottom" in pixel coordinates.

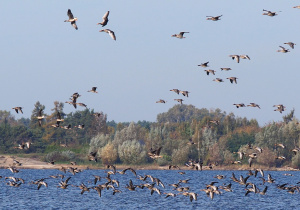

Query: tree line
[{"left": 0, "top": 101, "right": 299, "bottom": 168}]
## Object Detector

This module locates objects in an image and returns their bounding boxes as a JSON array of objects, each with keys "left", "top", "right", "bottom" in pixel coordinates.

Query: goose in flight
[
  {"left": 156, "top": 99, "right": 166, "bottom": 103},
  {"left": 204, "top": 69, "right": 216, "bottom": 75},
  {"left": 213, "top": 78, "right": 224, "bottom": 83},
  {"left": 88, "top": 87, "right": 98, "bottom": 93},
  {"left": 262, "top": 9, "right": 280, "bottom": 16},
  {"left": 170, "top": 89, "right": 180, "bottom": 94},
  {"left": 99, "top": 29, "right": 116, "bottom": 40},
  {"left": 37, "top": 109, "right": 45, "bottom": 127},
  {"left": 12, "top": 107, "right": 23, "bottom": 114},
  {"left": 171, "top": 32, "right": 189, "bottom": 39},
  {"left": 273, "top": 104, "right": 285, "bottom": 113},
  {"left": 97, "top": 11, "right": 109, "bottom": 27},
  {"left": 227, "top": 77, "right": 238, "bottom": 84},
  {"left": 64, "top": 9, "right": 78, "bottom": 30},
  {"left": 206, "top": 15, "right": 222, "bottom": 21},
  {"left": 220, "top": 68, "right": 232, "bottom": 71},
  {"left": 174, "top": 99, "right": 184, "bottom": 104},
  {"left": 277, "top": 46, "right": 290, "bottom": 53},
  {"left": 148, "top": 147, "right": 162, "bottom": 159},
  {"left": 180, "top": 90, "right": 190, "bottom": 97},
  {"left": 198, "top": 62, "right": 209, "bottom": 68},
  {"left": 247, "top": 103, "right": 261, "bottom": 109},
  {"left": 284, "top": 42, "right": 296, "bottom": 49},
  {"left": 229, "top": 55, "right": 240, "bottom": 63},
  {"left": 233, "top": 103, "right": 245, "bottom": 108}
]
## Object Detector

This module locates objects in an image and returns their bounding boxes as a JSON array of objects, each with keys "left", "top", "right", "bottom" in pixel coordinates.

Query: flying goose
[
  {"left": 206, "top": 15, "right": 222, "bottom": 21},
  {"left": 171, "top": 32, "right": 189, "bottom": 39},
  {"left": 170, "top": 89, "right": 180, "bottom": 94},
  {"left": 156, "top": 99, "right": 166, "bottom": 103},
  {"left": 213, "top": 78, "right": 224, "bottom": 82},
  {"left": 284, "top": 42, "right": 296, "bottom": 49},
  {"left": 64, "top": 9, "right": 78, "bottom": 30},
  {"left": 174, "top": 99, "right": 183, "bottom": 104},
  {"left": 220, "top": 67, "right": 232, "bottom": 71},
  {"left": 148, "top": 147, "right": 162, "bottom": 159},
  {"left": 227, "top": 77, "right": 238, "bottom": 84},
  {"left": 277, "top": 46, "right": 290, "bottom": 53},
  {"left": 88, "top": 151, "right": 97, "bottom": 162},
  {"left": 88, "top": 87, "right": 98, "bottom": 93},
  {"left": 97, "top": 11, "right": 109, "bottom": 27},
  {"left": 204, "top": 69, "right": 216, "bottom": 75},
  {"left": 99, "top": 29, "right": 116, "bottom": 40},
  {"left": 180, "top": 90, "right": 190, "bottom": 97},
  {"left": 247, "top": 103, "right": 261, "bottom": 109},
  {"left": 12, "top": 107, "right": 23, "bottom": 114},
  {"left": 37, "top": 109, "right": 44, "bottom": 127},
  {"left": 229, "top": 55, "right": 240, "bottom": 63},
  {"left": 262, "top": 9, "right": 280, "bottom": 16},
  {"left": 233, "top": 103, "right": 245, "bottom": 108},
  {"left": 273, "top": 104, "right": 285, "bottom": 113},
  {"left": 198, "top": 62, "right": 209, "bottom": 68},
  {"left": 293, "top": 6, "right": 300, "bottom": 9}
]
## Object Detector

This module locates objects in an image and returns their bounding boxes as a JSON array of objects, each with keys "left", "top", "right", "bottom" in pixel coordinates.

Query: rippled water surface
[{"left": 0, "top": 169, "right": 299, "bottom": 209}]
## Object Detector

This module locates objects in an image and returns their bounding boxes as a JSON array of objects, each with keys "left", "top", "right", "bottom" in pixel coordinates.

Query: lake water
[{"left": 0, "top": 168, "right": 299, "bottom": 209}]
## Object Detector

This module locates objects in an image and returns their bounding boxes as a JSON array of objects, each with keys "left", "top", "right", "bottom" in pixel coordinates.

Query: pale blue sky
[{"left": 0, "top": 1, "right": 299, "bottom": 125}]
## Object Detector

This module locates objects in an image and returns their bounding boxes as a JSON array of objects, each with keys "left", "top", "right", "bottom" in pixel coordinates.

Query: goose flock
[
  {"left": 154, "top": 7, "right": 299, "bottom": 118},
  {"left": 1, "top": 162, "right": 300, "bottom": 204}
]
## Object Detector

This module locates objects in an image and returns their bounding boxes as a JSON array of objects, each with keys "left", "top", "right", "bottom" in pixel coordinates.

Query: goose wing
[{"left": 67, "top": 9, "right": 74, "bottom": 19}]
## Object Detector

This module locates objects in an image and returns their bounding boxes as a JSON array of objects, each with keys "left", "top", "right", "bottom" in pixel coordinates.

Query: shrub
[{"left": 118, "top": 140, "right": 146, "bottom": 164}]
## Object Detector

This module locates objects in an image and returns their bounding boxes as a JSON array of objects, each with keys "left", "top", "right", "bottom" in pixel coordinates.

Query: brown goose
[
  {"left": 180, "top": 90, "right": 190, "bottom": 97},
  {"left": 97, "top": 11, "right": 109, "bottom": 27},
  {"left": 220, "top": 67, "right": 232, "bottom": 71},
  {"left": 99, "top": 29, "right": 116, "bottom": 40},
  {"left": 156, "top": 99, "right": 166, "bottom": 103},
  {"left": 52, "top": 112, "right": 64, "bottom": 128},
  {"left": 284, "top": 42, "right": 296, "bottom": 49},
  {"left": 171, "top": 32, "right": 189, "bottom": 39},
  {"left": 174, "top": 99, "right": 183, "bottom": 104},
  {"left": 233, "top": 103, "right": 245, "bottom": 108},
  {"left": 206, "top": 15, "right": 222, "bottom": 21},
  {"left": 148, "top": 147, "right": 162, "bottom": 159},
  {"left": 198, "top": 62, "right": 209, "bottom": 68},
  {"left": 273, "top": 104, "right": 285, "bottom": 113},
  {"left": 213, "top": 78, "right": 224, "bottom": 82},
  {"left": 12, "top": 107, "right": 23, "bottom": 114},
  {"left": 227, "top": 77, "right": 238, "bottom": 84},
  {"left": 247, "top": 103, "right": 260, "bottom": 109},
  {"left": 64, "top": 9, "right": 78, "bottom": 30},
  {"left": 88, "top": 87, "right": 98, "bottom": 93},
  {"left": 229, "top": 55, "right": 240, "bottom": 63},
  {"left": 170, "top": 89, "right": 180, "bottom": 95},
  {"left": 204, "top": 69, "right": 216, "bottom": 75},
  {"left": 37, "top": 109, "right": 44, "bottom": 127},
  {"left": 262, "top": 9, "right": 280, "bottom": 16},
  {"left": 277, "top": 46, "right": 290, "bottom": 53}
]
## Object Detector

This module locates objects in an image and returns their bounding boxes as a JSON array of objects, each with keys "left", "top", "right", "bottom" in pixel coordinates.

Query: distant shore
[{"left": 0, "top": 155, "right": 299, "bottom": 171}]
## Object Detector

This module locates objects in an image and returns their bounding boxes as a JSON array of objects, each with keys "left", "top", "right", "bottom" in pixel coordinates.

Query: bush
[
  {"left": 100, "top": 143, "right": 118, "bottom": 164},
  {"left": 45, "top": 150, "right": 76, "bottom": 162},
  {"left": 118, "top": 140, "right": 146, "bottom": 164}
]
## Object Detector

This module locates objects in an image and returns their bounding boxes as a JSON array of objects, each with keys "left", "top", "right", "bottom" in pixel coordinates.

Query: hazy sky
[{"left": 1, "top": 1, "right": 299, "bottom": 126}]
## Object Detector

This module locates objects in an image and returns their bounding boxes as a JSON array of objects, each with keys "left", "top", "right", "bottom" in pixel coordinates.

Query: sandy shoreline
[{"left": 0, "top": 155, "right": 299, "bottom": 171}]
